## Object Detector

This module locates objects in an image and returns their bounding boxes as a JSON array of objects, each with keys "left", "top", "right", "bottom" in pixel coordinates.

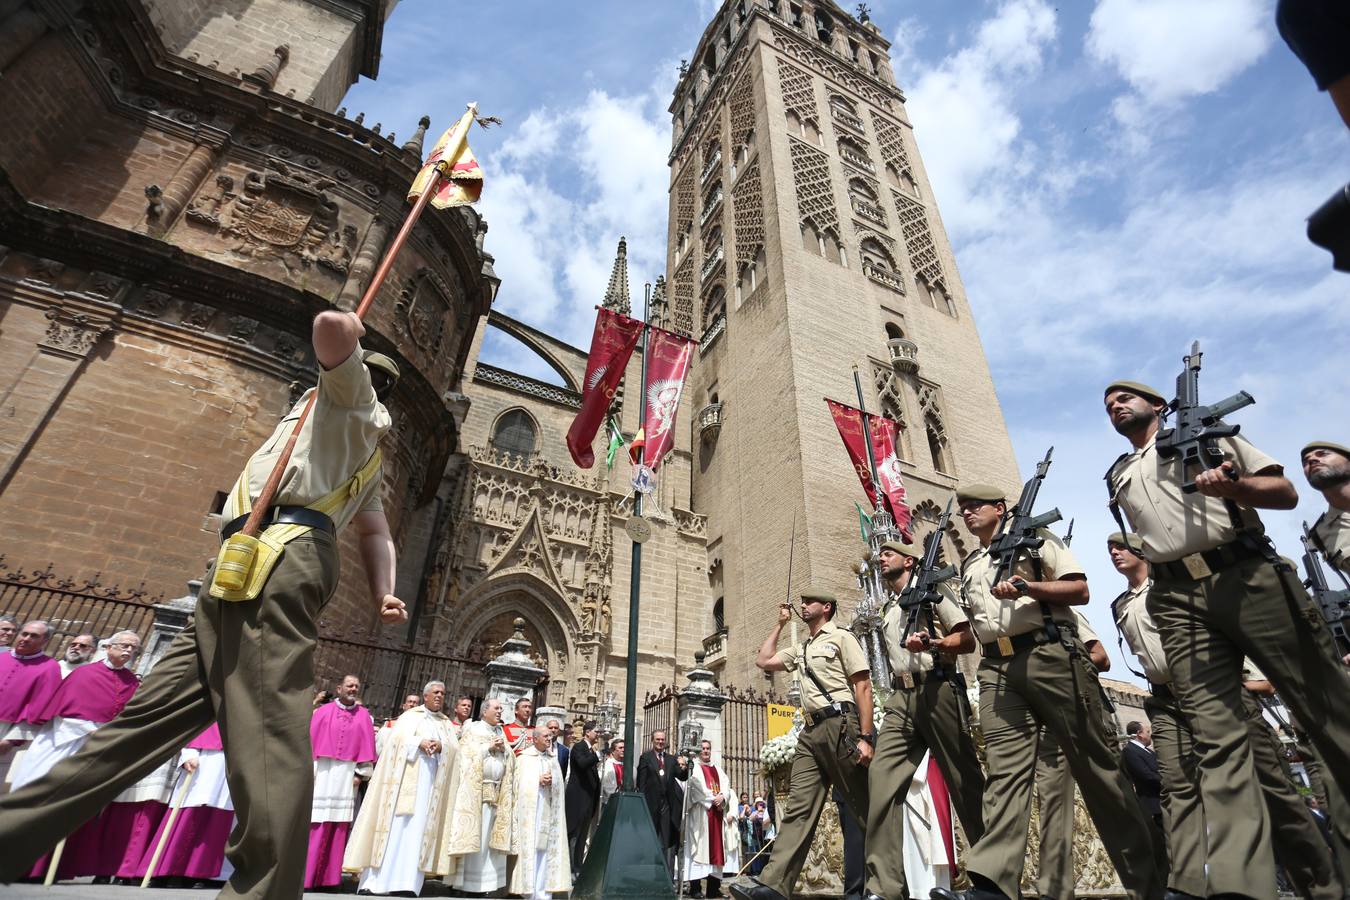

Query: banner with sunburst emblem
[
  {"left": 640, "top": 327, "right": 696, "bottom": 472},
  {"left": 826, "top": 398, "right": 913, "bottom": 541},
  {"left": 567, "top": 309, "right": 644, "bottom": 468}
]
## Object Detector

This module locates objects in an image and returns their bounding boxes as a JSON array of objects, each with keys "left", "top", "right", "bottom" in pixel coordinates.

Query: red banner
[
  {"left": 826, "top": 399, "right": 913, "bottom": 541},
  {"left": 640, "top": 326, "right": 696, "bottom": 471},
  {"left": 566, "top": 309, "right": 643, "bottom": 468}
]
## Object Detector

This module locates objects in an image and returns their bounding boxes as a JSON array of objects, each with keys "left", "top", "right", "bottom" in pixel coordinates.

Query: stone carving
[
  {"left": 729, "top": 72, "right": 756, "bottom": 149},
  {"left": 671, "top": 255, "right": 696, "bottom": 337},
  {"left": 185, "top": 162, "right": 353, "bottom": 276},
  {"left": 894, "top": 190, "right": 947, "bottom": 300},
  {"left": 789, "top": 138, "right": 839, "bottom": 233},
  {"left": 872, "top": 112, "right": 914, "bottom": 185},
  {"left": 771, "top": 25, "right": 895, "bottom": 112},
  {"left": 732, "top": 161, "right": 764, "bottom": 266},
  {"left": 872, "top": 362, "right": 908, "bottom": 432},
  {"left": 394, "top": 268, "right": 458, "bottom": 356},
  {"left": 598, "top": 598, "right": 612, "bottom": 636},
  {"left": 39, "top": 308, "right": 109, "bottom": 358},
  {"left": 675, "top": 163, "right": 696, "bottom": 242},
  {"left": 776, "top": 57, "right": 818, "bottom": 124}
]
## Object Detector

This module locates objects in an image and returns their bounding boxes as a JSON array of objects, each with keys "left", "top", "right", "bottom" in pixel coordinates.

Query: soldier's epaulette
[
  {"left": 959, "top": 548, "right": 981, "bottom": 571},
  {"left": 1104, "top": 451, "right": 1132, "bottom": 489},
  {"left": 1109, "top": 590, "right": 1130, "bottom": 615}
]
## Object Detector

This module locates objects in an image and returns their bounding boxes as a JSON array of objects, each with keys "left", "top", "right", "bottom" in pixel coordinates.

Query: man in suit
[
  {"left": 542, "top": 716, "right": 569, "bottom": 779},
  {"left": 565, "top": 721, "right": 601, "bottom": 871},
  {"left": 1121, "top": 721, "right": 1163, "bottom": 820},
  {"left": 637, "top": 728, "right": 689, "bottom": 876}
]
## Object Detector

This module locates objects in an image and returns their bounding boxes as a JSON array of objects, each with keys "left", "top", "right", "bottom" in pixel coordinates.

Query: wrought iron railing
[{"left": 0, "top": 557, "right": 162, "bottom": 655}]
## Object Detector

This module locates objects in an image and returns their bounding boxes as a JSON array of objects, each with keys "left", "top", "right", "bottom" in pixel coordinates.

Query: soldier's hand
[
  {"left": 778, "top": 603, "right": 792, "bottom": 625},
  {"left": 856, "top": 741, "right": 874, "bottom": 768},
  {"left": 905, "top": 630, "right": 932, "bottom": 652},
  {"left": 379, "top": 594, "right": 408, "bottom": 624},
  {"left": 182, "top": 758, "right": 199, "bottom": 774},
  {"left": 346, "top": 311, "right": 366, "bottom": 338},
  {"left": 1194, "top": 461, "right": 1241, "bottom": 498},
  {"left": 991, "top": 580, "right": 1023, "bottom": 599}
]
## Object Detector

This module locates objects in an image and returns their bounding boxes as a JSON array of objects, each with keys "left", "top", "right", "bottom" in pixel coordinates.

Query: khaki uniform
[
  {"left": 1109, "top": 434, "right": 1350, "bottom": 898},
  {"left": 1034, "top": 612, "right": 1105, "bottom": 900},
  {"left": 759, "top": 620, "right": 869, "bottom": 898},
  {"left": 1310, "top": 507, "right": 1350, "bottom": 576},
  {"left": 960, "top": 533, "right": 1162, "bottom": 900},
  {"left": 864, "top": 585, "right": 984, "bottom": 900},
  {"left": 0, "top": 346, "right": 389, "bottom": 899}
]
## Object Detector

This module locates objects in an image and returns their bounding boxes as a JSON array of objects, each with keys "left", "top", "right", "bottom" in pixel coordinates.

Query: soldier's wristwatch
[{"left": 858, "top": 732, "right": 876, "bottom": 745}]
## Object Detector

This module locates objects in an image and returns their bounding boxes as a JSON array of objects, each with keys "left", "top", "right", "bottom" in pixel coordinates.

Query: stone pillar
[
  {"left": 0, "top": 2, "right": 47, "bottom": 74},
  {"left": 535, "top": 704, "right": 567, "bottom": 728},
  {"left": 137, "top": 579, "right": 199, "bottom": 677},
  {"left": 243, "top": 43, "right": 290, "bottom": 90},
  {"left": 483, "top": 617, "right": 546, "bottom": 711},
  {"left": 676, "top": 652, "right": 727, "bottom": 763},
  {"left": 402, "top": 115, "right": 431, "bottom": 159},
  {"left": 145, "top": 125, "right": 230, "bottom": 235},
  {"left": 338, "top": 213, "right": 391, "bottom": 310}
]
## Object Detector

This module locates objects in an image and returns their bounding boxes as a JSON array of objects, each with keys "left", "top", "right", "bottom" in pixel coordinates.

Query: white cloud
[
  {"left": 1087, "top": 0, "right": 1274, "bottom": 131},
  {"left": 897, "top": 0, "right": 1058, "bottom": 236}
]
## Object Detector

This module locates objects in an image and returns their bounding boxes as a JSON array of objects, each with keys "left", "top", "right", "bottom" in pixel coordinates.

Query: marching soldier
[
  {"left": 863, "top": 540, "right": 984, "bottom": 900},
  {"left": 931, "top": 484, "right": 1162, "bottom": 900},
  {"left": 1102, "top": 380, "right": 1350, "bottom": 900},
  {"left": 1302, "top": 440, "right": 1350, "bottom": 582},
  {"left": 0, "top": 311, "right": 408, "bottom": 898},
  {"left": 731, "top": 591, "right": 874, "bottom": 900}
]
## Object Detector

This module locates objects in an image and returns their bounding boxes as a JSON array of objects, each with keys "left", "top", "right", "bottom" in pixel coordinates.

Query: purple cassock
[
  {"left": 23, "top": 660, "right": 140, "bottom": 881},
  {"left": 134, "top": 723, "right": 235, "bottom": 882},
  {"left": 305, "top": 700, "right": 377, "bottom": 889},
  {"left": 0, "top": 652, "right": 63, "bottom": 739}
]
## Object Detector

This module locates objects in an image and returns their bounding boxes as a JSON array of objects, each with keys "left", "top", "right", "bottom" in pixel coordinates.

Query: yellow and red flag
[{"left": 408, "top": 106, "right": 487, "bottom": 209}]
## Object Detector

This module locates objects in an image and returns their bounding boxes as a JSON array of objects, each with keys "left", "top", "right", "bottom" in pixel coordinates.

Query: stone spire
[
  {"left": 403, "top": 115, "right": 431, "bottom": 158},
  {"left": 602, "top": 236, "right": 631, "bottom": 316}
]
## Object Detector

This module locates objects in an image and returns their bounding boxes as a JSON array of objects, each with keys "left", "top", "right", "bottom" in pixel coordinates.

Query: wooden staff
[
  {"left": 42, "top": 838, "right": 66, "bottom": 886},
  {"left": 235, "top": 103, "right": 485, "bottom": 540},
  {"left": 140, "top": 763, "right": 199, "bottom": 888}
]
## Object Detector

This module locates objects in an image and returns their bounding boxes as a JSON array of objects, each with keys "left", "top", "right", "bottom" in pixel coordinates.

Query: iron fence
[
  {"left": 313, "top": 634, "right": 488, "bottom": 722},
  {"left": 0, "top": 557, "right": 162, "bottom": 656},
  {"left": 722, "top": 686, "right": 780, "bottom": 801}
]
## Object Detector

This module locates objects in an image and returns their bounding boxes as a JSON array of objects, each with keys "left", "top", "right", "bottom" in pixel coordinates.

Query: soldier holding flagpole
[{"left": 0, "top": 104, "right": 496, "bottom": 900}]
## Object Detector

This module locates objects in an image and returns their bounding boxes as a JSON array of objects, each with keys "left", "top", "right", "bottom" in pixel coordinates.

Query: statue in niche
[
  {"left": 599, "top": 597, "right": 612, "bottom": 636},
  {"left": 186, "top": 174, "right": 234, "bottom": 225},
  {"left": 317, "top": 223, "right": 357, "bottom": 273},
  {"left": 579, "top": 594, "right": 598, "bottom": 633}
]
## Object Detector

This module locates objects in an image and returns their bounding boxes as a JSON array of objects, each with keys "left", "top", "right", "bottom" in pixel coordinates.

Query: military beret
[
  {"left": 879, "top": 539, "right": 923, "bottom": 560},
  {"left": 1103, "top": 380, "right": 1166, "bottom": 405},
  {"left": 799, "top": 591, "right": 837, "bottom": 606},
  {"left": 362, "top": 350, "right": 401, "bottom": 383},
  {"left": 1300, "top": 440, "right": 1350, "bottom": 460},
  {"left": 955, "top": 483, "right": 1006, "bottom": 503},
  {"left": 1106, "top": 532, "right": 1142, "bottom": 547}
]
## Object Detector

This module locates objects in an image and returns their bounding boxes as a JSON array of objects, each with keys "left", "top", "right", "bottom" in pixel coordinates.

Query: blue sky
[{"left": 345, "top": 0, "right": 1350, "bottom": 682}]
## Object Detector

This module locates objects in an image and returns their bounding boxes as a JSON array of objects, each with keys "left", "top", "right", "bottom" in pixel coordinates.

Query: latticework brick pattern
[
  {"left": 871, "top": 112, "right": 914, "bottom": 182},
  {"left": 790, "top": 139, "right": 838, "bottom": 231},
  {"left": 730, "top": 73, "right": 756, "bottom": 148},
  {"left": 733, "top": 161, "right": 764, "bottom": 264},
  {"left": 894, "top": 190, "right": 945, "bottom": 292},
  {"left": 776, "top": 57, "right": 817, "bottom": 123},
  {"left": 671, "top": 255, "right": 696, "bottom": 336}
]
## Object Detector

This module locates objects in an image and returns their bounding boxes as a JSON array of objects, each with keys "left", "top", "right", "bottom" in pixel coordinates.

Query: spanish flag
[{"left": 407, "top": 105, "right": 490, "bottom": 209}]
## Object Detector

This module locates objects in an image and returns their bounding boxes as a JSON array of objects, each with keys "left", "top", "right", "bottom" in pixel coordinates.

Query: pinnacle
[{"left": 602, "top": 236, "right": 631, "bottom": 316}]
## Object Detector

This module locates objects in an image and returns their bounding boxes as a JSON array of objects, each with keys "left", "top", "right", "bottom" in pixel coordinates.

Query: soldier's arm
[
  {"left": 934, "top": 621, "right": 976, "bottom": 655},
  {"left": 312, "top": 311, "right": 364, "bottom": 370},
  {"left": 353, "top": 510, "right": 407, "bottom": 624},
  {"left": 1194, "top": 463, "right": 1298, "bottom": 510},
  {"left": 994, "top": 573, "right": 1089, "bottom": 605},
  {"left": 1086, "top": 640, "right": 1111, "bottom": 672},
  {"left": 848, "top": 670, "right": 874, "bottom": 767}
]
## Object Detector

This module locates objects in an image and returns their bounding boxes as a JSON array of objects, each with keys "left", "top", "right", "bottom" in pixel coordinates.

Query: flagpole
[
  {"left": 620, "top": 287, "right": 652, "bottom": 793},
  {"left": 852, "top": 365, "right": 882, "bottom": 509}
]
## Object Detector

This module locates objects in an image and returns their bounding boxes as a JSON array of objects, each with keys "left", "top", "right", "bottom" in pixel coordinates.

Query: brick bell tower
[{"left": 666, "top": 0, "right": 1021, "bottom": 690}]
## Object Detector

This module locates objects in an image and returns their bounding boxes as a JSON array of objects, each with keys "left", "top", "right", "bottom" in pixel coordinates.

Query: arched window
[
  {"left": 704, "top": 225, "right": 723, "bottom": 256},
  {"left": 830, "top": 94, "right": 857, "bottom": 116},
  {"left": 849, "top": 177, "right": 878, "bottom": 203},
  {"left": 703, "top": 285, "right": 726, "bottom": 331},
  {"left": 713, "top": 597, "right": 726, "bottom": 632},
  {"left": 814, "top": 9, "right": 834, "bottom": 44},
  {"left": 805, "top": 118, "right": 822, "bottom": 147},
  {"left": 901, "top": 171, "right": 919, "bottom": 197},
  {"left": 492, "top": 410, "right": 537, "bottom": 459},
  {"left": 860, "top": 237, "right": 894, "bottom": 271},
  {"left": 801, "top": 220, "right": 820, "bottom": 255},
  {"left": 926, "top": 415, "right": 951, "bottom": 475},
  {"left": 786, "top": 109, "right": 802, "bottom": 137},
  {"left": 822, "top": 228, "right": 844, "bottom": 265},
  {"left": 885, "top": 322, "right": 905, "bottom": 341}
]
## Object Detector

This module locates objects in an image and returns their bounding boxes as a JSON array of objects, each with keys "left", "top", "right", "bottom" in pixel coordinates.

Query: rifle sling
[{"left": 798, "top": 637, "right": 838, "bottom": 707}]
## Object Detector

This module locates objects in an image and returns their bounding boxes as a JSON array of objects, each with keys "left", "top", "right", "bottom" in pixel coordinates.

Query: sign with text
[{"left": 766, "top": 703, "right": 798, "bottom": 741}]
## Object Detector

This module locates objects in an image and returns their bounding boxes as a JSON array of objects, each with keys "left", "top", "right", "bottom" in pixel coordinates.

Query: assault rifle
[
  {"left": 1301, "top": 522, "right": 1350, "bottom": 658},
  {"left": 1154, "top": 341, "right": 1254, "bottom": 494},
  {"left": 989, "top": 447, "right": 1063, "bottom": 585},
  {"left": 897, "top": 498, "right": 958, "bottom": 642}
]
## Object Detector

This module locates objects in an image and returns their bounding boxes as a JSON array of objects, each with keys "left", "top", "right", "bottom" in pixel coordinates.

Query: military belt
[
  {"left": 804, "top": 701, "right": 856, "bottom": 728},
  {"left": 1151, "top": 537, "right": 1264, "bottom": 581},
  {"left": 1148, "top": 681, "right": 1175, "bottom": 702},
  {"left": 891, "top": 668, "right": 948, "bottom": 690},
  {"left": 981, "top": 628, "right": 1053, "bottom": 659},
  {"left": 221, "top": 506, "right": 336, "bottom": 541}
]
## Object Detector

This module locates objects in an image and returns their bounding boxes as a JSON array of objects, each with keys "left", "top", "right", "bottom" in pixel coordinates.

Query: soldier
[
  {"left": 0, "top": 310, "right": 408, "bottom": 899},
  {"left": 863, "top": 539, "right": 984, "bottom": 900},
  {"left": 730, "top": 591, "right": 874, "bottom": 900},
  {"left": 1302, "top": 440, "right": 1350, "bottom": 587},
  {"left": 1034, "top": 612, "right": 1114, "bottom": 900},
  {"left": 931, "top": 484, "right": 1161, "bottom": 900},
  {"left": 1102, "top": 380, "right": 1350, "bottom": 900}
]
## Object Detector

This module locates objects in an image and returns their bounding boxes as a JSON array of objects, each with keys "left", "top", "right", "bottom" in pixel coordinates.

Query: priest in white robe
[
  {"left": 438, "top": 697, "right": 515, "bottom": 892},
  {"left": 683, "top": 738, "right": 736, "bottom": 899},
  {"left": 344, "top": 681, "right": 458, "bottom": 896},
  {"left": 508, "top": 726, "right": 570, "bottom": 899}
]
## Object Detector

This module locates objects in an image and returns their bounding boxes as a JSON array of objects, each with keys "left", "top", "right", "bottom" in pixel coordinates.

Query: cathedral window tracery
[{"left": 491, "top": 409, "right": 538, "bottom": 460}]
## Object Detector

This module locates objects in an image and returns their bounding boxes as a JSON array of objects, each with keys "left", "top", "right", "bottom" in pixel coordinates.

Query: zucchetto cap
[
  {"left": 879, "top": 540, "right": 923, "bottom": 560},
  {"left": 362, "top": 350, "right": 401, "bottom": 383},
  {"left": 1106, "top": 532, "right": 1142, "bottom": 547},
  {"left": 955, "top": 484, "right": 1006, "bottom": 503},
  {"left": 1300, "top": 440, "right": 1350, "bottom": 460},
  {"left": 1104, "top": 380, "right": 1165, "bottom": 405}
]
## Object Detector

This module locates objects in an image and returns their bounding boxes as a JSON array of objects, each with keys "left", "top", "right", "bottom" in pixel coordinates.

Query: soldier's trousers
[
  {"left": 0, "top": 532, "right": 339, "bottom": 900},
  {"left": 864, "top": 676, "right": 984, "bottom": 900},
  {"left": 1149, "top": 556, "right": 1350, "bottom": 899},
  {"left": 1035, "top": 730, "right": 1076, "bottom": 899},
  {"left": 759, "top": 712, "right": 869, "bottom": 898},
  {"left": 1145, "top": 692, "right": 1202, "bottom": 896},
  {"left": 965, "top": 638, "right": 1162, "bottom": 900}
]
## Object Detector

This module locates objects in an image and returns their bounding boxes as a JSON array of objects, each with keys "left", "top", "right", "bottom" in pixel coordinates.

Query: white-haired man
[{"left": 441, "top": 696, "right": 515, "bottom": 893}]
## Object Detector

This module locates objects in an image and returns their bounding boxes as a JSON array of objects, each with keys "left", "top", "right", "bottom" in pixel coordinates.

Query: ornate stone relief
[
  {"left": 771, "top": 25, "right": 895, "bottom": 112},
  {"left": 732, "top": 161, "right": 764, "bottom": 265},
  {"left": 894, "top": 190, "right": 947, "bottom": 295},
  {"left": 39, "top": 308, "right": 111, "bottom": 359},
  {"left": 776, "top": 57, "right": 818, "bottom": 123},
  {"left": 183, "top": 161, "right": 356, "bottom": 276},
  {"left": 789, "top": 138, "right": 839, "bottom": 232},
  {"left": 729, "top": 72, "right": 756, "bottom": 148},
  {"left": 394, "top": 268, "right": 463, "bottom": 360},
  {"left": 671, "top": 255, "right": 696, "bottom": 338}
]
